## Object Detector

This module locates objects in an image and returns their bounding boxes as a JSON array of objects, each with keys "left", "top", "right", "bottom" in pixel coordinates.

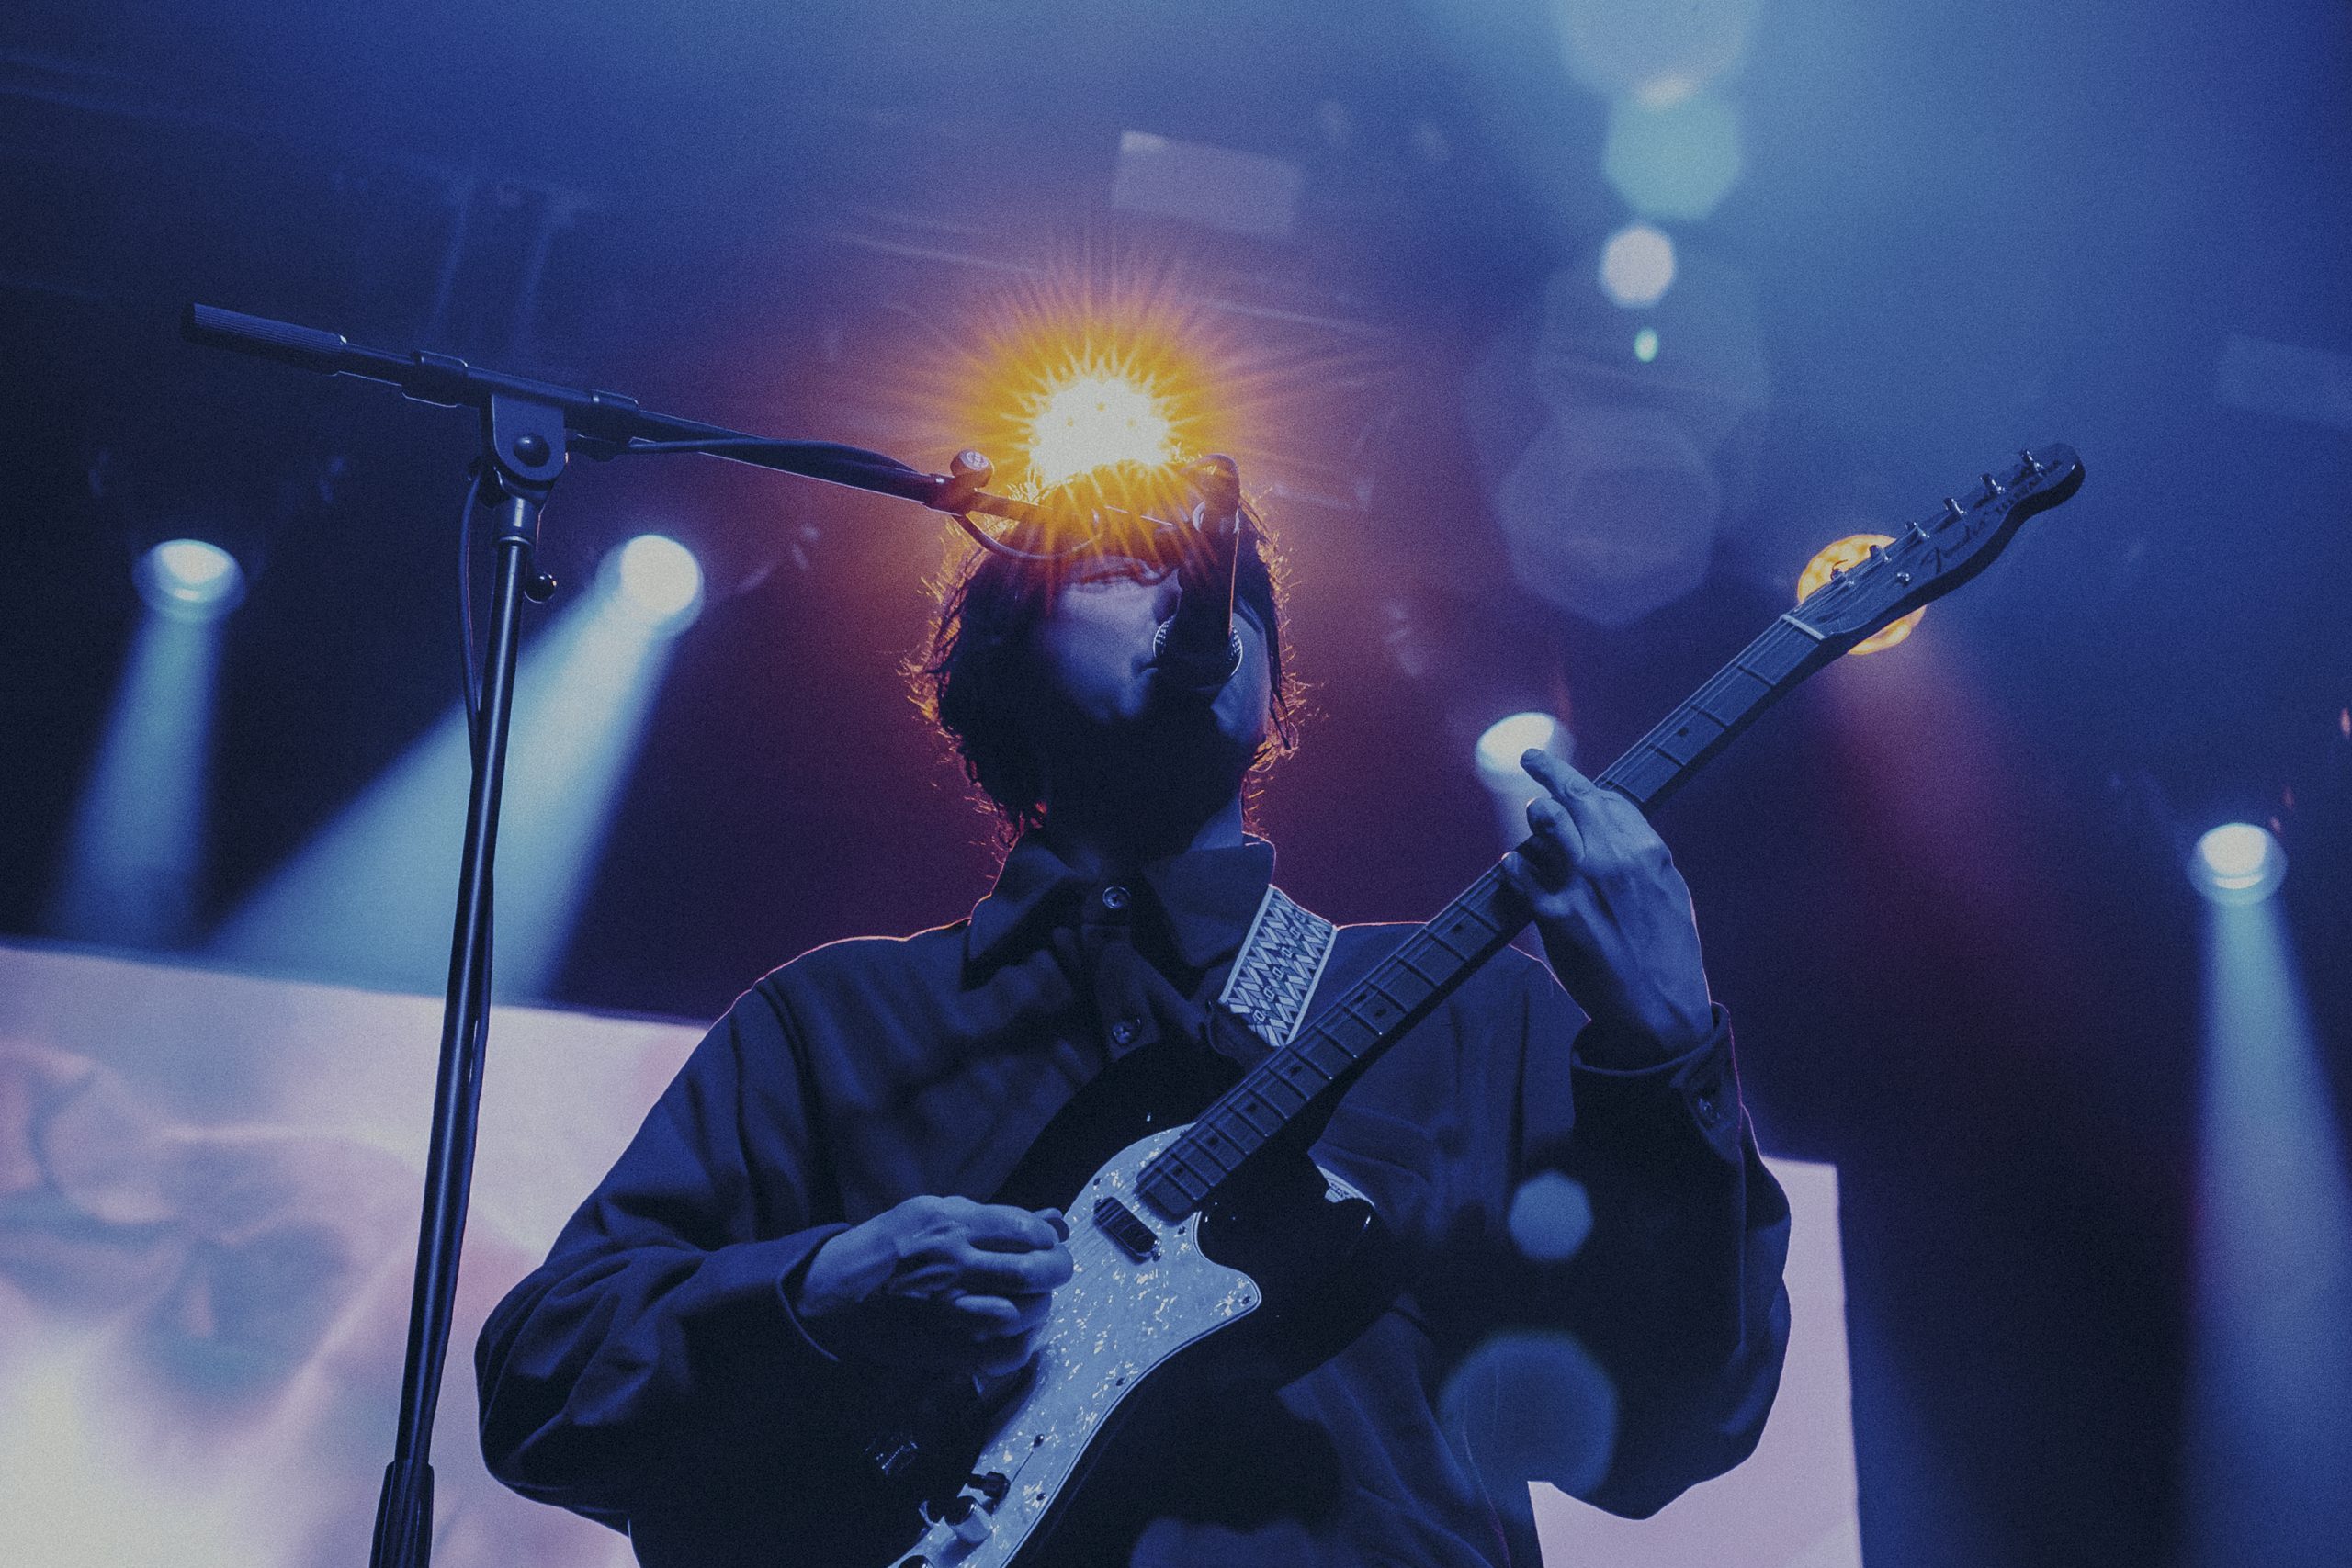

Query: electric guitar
[{"left": 865, "top": 446, "right": 2086, "bottom": 1568}]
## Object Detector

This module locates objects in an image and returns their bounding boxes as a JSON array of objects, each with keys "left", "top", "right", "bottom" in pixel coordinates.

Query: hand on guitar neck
[
  {"left": 792, "top": 1195, "right": 1075, "bottom": 1378},
  {"left": 1502, "top": 749, "right": 1715, "bottom": 1067}
]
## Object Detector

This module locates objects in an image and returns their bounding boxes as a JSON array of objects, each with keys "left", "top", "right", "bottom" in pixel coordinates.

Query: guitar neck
[{"left": 1134, "top": 615, "right": 1838, "bottom": 1222}]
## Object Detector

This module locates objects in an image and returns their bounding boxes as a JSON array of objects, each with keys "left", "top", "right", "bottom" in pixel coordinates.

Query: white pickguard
[{"left": 879, "top": 1125, "right": 1261, "bottom": 1568}]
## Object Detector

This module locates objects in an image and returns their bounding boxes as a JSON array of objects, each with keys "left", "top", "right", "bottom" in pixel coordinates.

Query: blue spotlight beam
[
  {"left": 211, "top": 557, "right": 696, "bottom": 1000},
  {"left": 48, "top": 608, "right": 224, "bottom": 948},
  {"left": 2188, "top": 899, "right": 2352, "bottom": 1565}
]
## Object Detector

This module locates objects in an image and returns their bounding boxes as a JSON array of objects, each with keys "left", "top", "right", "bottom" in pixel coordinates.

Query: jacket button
[
  {"left": 1101, "top": 885, "right": 1131, "bottom": 911},
  {"left": 1109, "top": 1019, "right": 1139, "bottom": 1047}
]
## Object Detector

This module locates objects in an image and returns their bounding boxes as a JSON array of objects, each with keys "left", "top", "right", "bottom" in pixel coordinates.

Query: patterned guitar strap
[
  {"left": 1216, "top": 883, "right": 1339, "bottom": 1059},
  {"left": 1214, "top": 885, "right": 1372, "bottom": 1201}
]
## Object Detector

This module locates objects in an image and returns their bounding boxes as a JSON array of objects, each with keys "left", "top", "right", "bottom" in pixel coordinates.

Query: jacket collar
[{"left": 964, "top": 830, "right": 1276, "bottom": 976}]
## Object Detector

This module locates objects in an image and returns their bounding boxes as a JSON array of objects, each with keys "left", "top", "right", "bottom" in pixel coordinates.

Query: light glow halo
[
  {"left": 1799, "top": 534, "right": 1923, "bottom": 655},
  {"left": 1026, "top": 363, "right": 1179, "bottom": 489},
  {"left": 942, "top": 260, "right": 1244, "bottom": 538}
]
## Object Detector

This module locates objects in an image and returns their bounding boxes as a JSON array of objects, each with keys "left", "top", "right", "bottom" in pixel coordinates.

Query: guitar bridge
[{"left": 1092, "top": 1195, "right": 1159, "bottom": 1260}]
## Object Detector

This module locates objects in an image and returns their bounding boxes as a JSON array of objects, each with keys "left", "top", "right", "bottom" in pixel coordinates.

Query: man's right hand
[{"left": 791, "top": 1195, "right": 1073, "bottom": 1378}]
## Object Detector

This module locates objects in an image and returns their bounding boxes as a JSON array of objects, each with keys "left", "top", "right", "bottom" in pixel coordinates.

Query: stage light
[
  {"left": 1476, "top": 711, "right": 1577, "bottom": 847},
  {"left": 1028, "top": 368, "right": 1177, "bottom": 490},
  {"left": 1476, "top": 711, "right": 1566, "bottom": 784},
  {"left": 605, "top": 534, "right": 703, "bottom": 632},
  {"left": 1800, "top": 535, "right": 1924, "bottom": 654},
  {"left": 1602, "top": 92, "right": 1744, "bottom": 221},
  {"left": 138, "top": 538, "right": 244, "bottom": 621},
  {"left": 2192, "top": 823, "right": 2285, "bottom": 906},
  {"left": 1634, "top": 327, "right": 1658, "bottom": 362},
  {"left": 1599, "top": 223, "right": 1676, "bottom": 309},
  {"left": 931, "top": 261, "right": 1238, "bottom": 509}
]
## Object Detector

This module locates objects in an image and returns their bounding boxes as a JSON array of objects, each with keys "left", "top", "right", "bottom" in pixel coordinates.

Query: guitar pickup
[{"left": 1092, "top": 1195, "right": 1159, "bottom": 1260}]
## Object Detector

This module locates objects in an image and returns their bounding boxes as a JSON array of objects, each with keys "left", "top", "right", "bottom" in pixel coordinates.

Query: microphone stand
[{"left": 177, "top": 304, "right": 1042, "bottom": 1568}]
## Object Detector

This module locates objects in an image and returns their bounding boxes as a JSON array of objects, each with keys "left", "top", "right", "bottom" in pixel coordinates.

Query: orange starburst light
[
  {"left": 1799, "top": 534, "right": 1924, "bottom": 655},
  {"left": 945, "top": 264, "right": 1231, "bottom": 514},
  {"left": 1026, "top": 360, "right": 1179, "bottom": 489}
]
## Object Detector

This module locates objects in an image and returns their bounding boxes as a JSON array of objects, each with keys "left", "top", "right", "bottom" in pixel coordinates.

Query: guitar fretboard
[{"left": 1135, "top": 615, "right": 1833, "bottom": 1221}]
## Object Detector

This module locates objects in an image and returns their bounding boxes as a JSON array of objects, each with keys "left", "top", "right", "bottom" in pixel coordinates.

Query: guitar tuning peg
[
  {"left": 2018, "top": 447, "right": 2043, "bottom": 475},
  {"left": 1942, "top": 498, "right": 1965, "bottom": 523},
  {"left": 1981, "top": 472, "right": 2004, "bottom": 498},
  {"left": 1907, "top": 521, "right": 1932, "bottom": 545}
]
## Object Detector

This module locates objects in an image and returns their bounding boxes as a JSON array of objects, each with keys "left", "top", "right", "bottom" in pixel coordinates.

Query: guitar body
[{"left": 872, "top": 1037, "right": 1391, "bottom": 1568}]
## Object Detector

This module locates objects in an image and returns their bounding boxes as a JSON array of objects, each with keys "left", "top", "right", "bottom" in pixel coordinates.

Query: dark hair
[{"left": 911, "top": 465, "right": 1302, "bottom": 834}]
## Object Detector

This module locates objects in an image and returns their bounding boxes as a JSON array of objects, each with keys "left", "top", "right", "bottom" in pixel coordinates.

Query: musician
[{"left": 476, "top": 458, "right": 1791, "bottom": 1567}]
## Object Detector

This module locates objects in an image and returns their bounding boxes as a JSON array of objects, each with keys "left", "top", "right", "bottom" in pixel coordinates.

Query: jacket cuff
[
  {"left": 760, "top": 1223, "right": 854, "bottom": 1366},
  {"left": 1569, "top": 1004, "right": 1746, "bottom": 1163}
]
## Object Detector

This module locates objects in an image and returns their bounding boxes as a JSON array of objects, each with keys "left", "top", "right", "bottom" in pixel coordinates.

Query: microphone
[{"left": 1149, "top": 455, "right": 1245, "bottom": 699}]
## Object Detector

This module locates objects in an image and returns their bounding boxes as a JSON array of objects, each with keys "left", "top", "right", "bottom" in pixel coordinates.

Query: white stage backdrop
[{"left": 0, "top": 942, "right": 1858, "bottom": 1567}]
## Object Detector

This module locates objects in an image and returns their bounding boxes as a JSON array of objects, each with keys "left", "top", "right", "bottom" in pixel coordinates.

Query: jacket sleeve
[
  {"left": 1474, "top": 961, "right": 1792, "bottom": 1518},
  {"left": 473, "top": 981, "right": 870, "bottom": 1526}
]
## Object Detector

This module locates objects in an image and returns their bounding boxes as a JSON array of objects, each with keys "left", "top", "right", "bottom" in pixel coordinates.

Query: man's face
[{"left": 1023, "top": 550, "right": 1273, "bottom": 792}]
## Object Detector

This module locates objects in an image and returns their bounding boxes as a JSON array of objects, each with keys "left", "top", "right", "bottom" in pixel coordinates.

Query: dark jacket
[{"left": 476, "top": 834, "right": 1790, "bottom": 1566}]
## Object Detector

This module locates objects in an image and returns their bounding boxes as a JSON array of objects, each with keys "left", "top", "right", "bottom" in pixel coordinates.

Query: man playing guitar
[{"left": 476, "top": 456, "right": 1791, "bottom": 1567}]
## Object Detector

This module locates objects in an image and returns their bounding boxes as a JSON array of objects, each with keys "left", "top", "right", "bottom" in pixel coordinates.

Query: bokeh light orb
[
  {"left": 1028, "top": 370, "right": 1177, "bottom": 489},
  {"left": 605, "top": 535, "right": 704, "bottom": 633},
  {"left": 138, "top": 537, "right": 244, "bottom": 621},
  {"left": 1555, "top": 0, "right": 1763, "bottom": 101},
  {"left": 1798, "top": 534, "right": 1924, "bottom": 655},
  {"left": 1441, "top": 1331, "right": 1619, "bottom": 1497},
  {"left": 1634, "top": 326, "right": 1659, "bottom": 362},
  {"left": 1599, "top": 222, "right": 1677, "bottom": 309},
  {"left": 1508, "top": 1171, "right": 1595, "bottom": 1262},
  {"left": 1476, "top": 711, "right": 1566, "bottom": 784},
  {"left": 1602, "top": 92, "right": 1744, "bottom": 221},
  {"left": 2193, "top": 823, "right": 2285, "bottom": 905}
]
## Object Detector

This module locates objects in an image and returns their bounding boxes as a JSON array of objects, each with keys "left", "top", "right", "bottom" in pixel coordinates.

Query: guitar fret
[
  {"left": 1202, "top": 1112, "right": 1259, "bottom": 1161},
  {"left": 1251, "top": 1066, "right": 1309, "bottom": 1110},
  {"left": 1423, "top": 922, "right": 1471, "bottom": 959},
  {"left": 1267, "top": 1051, "right": 1329, "bottom": 1089},
  {"left": 1166, "top": 1140, "right": 1228, "bottom": 1184},
  {"left": 1392, "top": 943, "right": 1443, "bottom": 984},
  {"left": 1227, "top": 1092, "right": 1275, "bottom": 1137},
  {"left": 1300, "top": 1031, "right": 1356, "bottom": 1077}
]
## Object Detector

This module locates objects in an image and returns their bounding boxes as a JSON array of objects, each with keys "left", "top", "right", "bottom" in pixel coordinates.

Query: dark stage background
[{"left": 3, "top": 3, "right": 2348, "bottom": 1564}]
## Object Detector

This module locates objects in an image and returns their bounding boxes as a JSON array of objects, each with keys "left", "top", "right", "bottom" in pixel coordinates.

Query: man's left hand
[{"left": 1501, "top": 749, "right": 1714, "bottom": 1063}]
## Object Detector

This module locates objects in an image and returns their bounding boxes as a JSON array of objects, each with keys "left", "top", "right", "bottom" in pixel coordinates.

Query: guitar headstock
[{"left": 1791, "top": 445, "right": 2084, "bottom": 649}]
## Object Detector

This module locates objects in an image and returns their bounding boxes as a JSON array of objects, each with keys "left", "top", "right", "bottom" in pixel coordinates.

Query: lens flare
[
  {"left": 1027, "top": 367, "right": 1178, "bottom": 489},
  {"left": 933, "top": 255, "right": 1250, "bottom": 536},
  {"left": 1799, "top": 534, "right": 1923, "bottom": 655}
]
